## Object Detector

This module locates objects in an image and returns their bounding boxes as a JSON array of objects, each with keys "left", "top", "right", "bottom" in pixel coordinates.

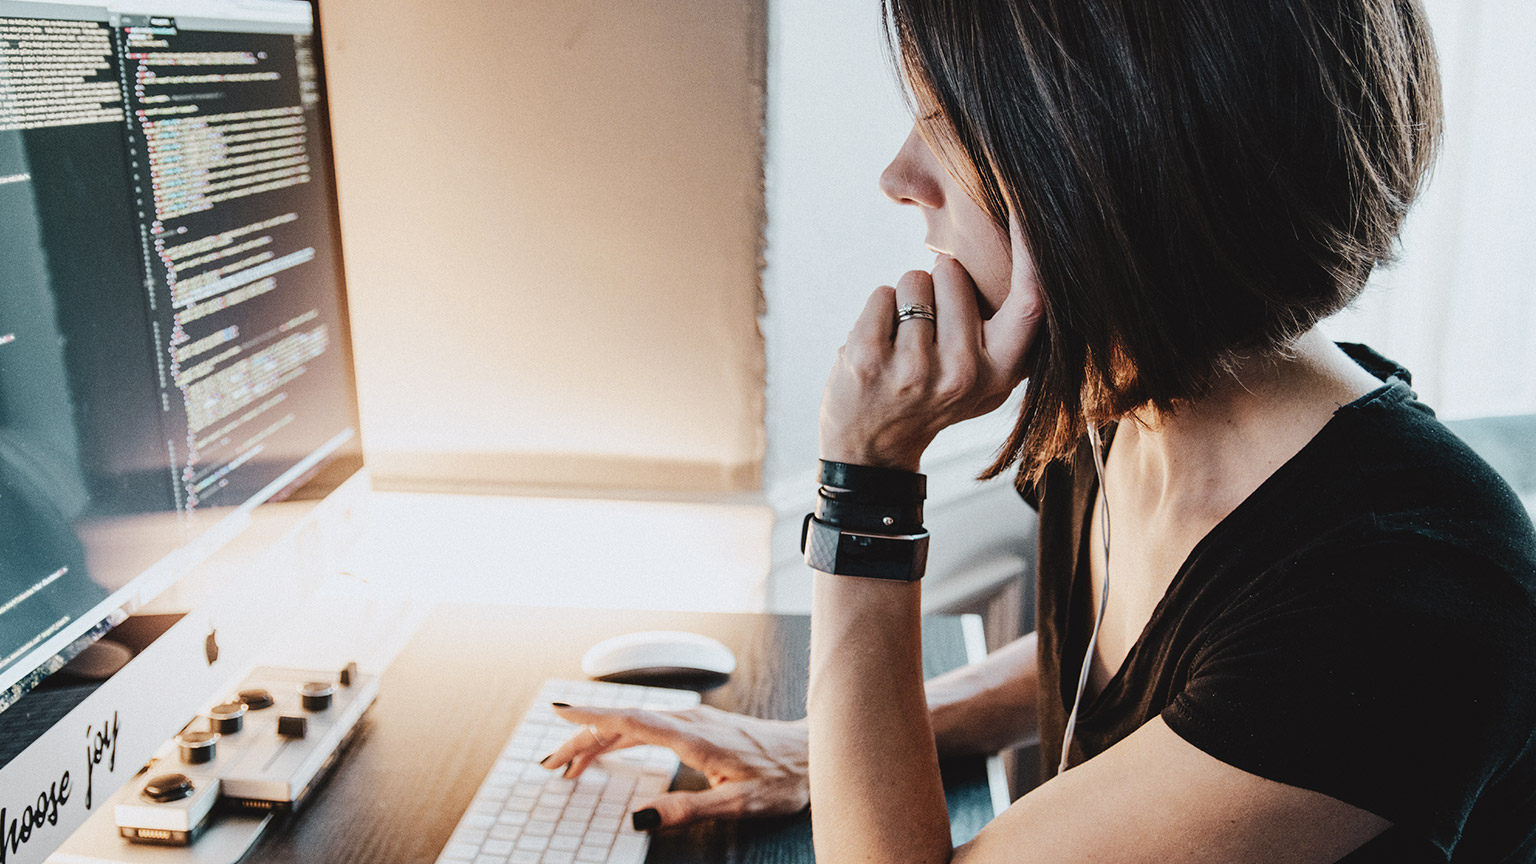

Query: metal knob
[
  {"left": 175, "top": 730, "right": 219, "bottom": 765},
  {"left": 209, "top": 701, "right": 247, "bottom": 733},
  {"left": 299, "top": 681, "right": 335, "bottom": 712}
]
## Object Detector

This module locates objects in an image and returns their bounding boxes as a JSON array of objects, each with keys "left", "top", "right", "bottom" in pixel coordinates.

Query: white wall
[
  {"left": 760, "top": 0, "right": 920, "bottom": 491},
  {"left": 760, "top": 1, "right": 1035, "bottom": 487},
  {"left": 760, "top": 0, "right": 1035, "bottom": 612},
  {"left": 318, "top": 0, "right": 768, "bottom": 494},
  {"left": 1323, "top": 0, "right": 1536, "bottom": 420}
]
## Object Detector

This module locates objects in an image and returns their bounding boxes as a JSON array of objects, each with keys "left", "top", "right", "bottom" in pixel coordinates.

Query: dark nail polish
[
  {"left": 551, "top": 701, "right": 571, "bottom": 709},
  {"left": 631, "top": 808, "right": 661, "bottom": 831},
  {"left": 538, "top": 753, "right": 555, "bottom": 767}
]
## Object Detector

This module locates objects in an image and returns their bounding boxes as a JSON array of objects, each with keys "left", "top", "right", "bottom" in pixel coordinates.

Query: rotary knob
[
  {"left": 176, "top": 730, "right": 219, "bottom": 765},
  {"left": 238, "top": 688, "right": 275, "bottom": 710},
  {"left": 208, "top": 701, "right": 248, "bottom": 733},
  {"left": 143, "top": 773, "right": 194, "bottom": 803},
  {"left": 299, "top": 681, "right": 334, "bottom": 712}
]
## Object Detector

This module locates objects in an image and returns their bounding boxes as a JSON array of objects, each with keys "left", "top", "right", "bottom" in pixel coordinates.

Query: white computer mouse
[{"left": 580, "top": 630, "right": 737, "bottom": 680}]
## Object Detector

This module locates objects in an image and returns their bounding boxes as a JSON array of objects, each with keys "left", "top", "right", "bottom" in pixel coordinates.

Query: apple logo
[{"left": 205, "top": 628, "right": 220, "bottom": 665}]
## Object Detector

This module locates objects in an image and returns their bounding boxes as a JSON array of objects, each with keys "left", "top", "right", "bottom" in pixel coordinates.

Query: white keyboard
[{"left": 435, "top": 679, "right": 701, "bottom": 864}]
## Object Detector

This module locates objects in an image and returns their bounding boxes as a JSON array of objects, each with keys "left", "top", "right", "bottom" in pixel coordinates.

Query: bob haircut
[{"left": 882, "top": 0, "right": 1443, "bottom": 486}]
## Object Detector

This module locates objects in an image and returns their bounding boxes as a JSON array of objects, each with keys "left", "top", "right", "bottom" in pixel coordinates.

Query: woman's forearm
[
  {"left": 809, "top": 573, "right": 952, "bottom": 864},
  {"left": 927, "top": 631, "right": 1041, "bottom": 756}
]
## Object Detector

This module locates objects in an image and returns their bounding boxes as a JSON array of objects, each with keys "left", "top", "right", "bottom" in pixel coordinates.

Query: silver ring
[
  {"left": 896, "top": 303, "right": 936, "bottom": 324},
  {"left": 586, "top": 724, "right": 610, "bottom": 747}
]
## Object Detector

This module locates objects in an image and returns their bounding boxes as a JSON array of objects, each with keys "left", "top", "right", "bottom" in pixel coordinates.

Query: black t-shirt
[{"left": 1022, "top": 344, "right": 1536, "bottom": 862}]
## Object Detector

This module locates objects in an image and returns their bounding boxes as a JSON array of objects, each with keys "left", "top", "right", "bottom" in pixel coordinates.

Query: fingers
[
  {"left": 547, "top": 704, "right": 721, "bottom": 778},
  {"left": 848, "top": 284, "right": 896, "bottom": 351},
  {"left": 539, "top": 711, "right": 630, "bottom": 779},
  {"left": 981, "top": 211, "right": 1044, "bottom": 376},
  {"left": 930, "top": 255, "right": 981, "bottom": 355},
  {"left": 631, "top": 785, "right": 748, "bottom": 831},
  {"left": 892, "top": 269, "right": 937, "bottom": 353}
]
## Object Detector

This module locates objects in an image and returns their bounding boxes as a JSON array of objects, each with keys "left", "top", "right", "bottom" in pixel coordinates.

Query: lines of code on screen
[
  {"left": 0, "top": 17, "right": 123, "bottom": 131},
  {"left": 116, "top": 17, "right": 352, "bottom": 523},
  {"left": 0, "top": 4, "right": 359, "bottom": 695}
]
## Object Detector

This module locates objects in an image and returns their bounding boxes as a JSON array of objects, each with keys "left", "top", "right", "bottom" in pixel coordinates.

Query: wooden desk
[{"left": 248, "top": 605, "right": 1000, "bottom": 863}]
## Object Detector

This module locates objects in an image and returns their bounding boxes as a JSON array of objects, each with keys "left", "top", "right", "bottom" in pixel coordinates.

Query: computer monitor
[{"left": 0, "top": 0, "right": 365, "bottom": 858}]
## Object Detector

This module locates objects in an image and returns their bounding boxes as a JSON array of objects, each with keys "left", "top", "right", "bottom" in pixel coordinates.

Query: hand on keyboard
[{"left": 546, "top": 703, "right": 810, "bottom": 829}]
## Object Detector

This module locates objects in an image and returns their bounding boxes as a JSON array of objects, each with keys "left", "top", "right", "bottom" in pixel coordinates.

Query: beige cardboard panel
[
  {"left": 367, "top": 450, "right": 762, "bottom": 497},
  {"left": 319, "top": 0, "right": 767, "bottom": 491}
]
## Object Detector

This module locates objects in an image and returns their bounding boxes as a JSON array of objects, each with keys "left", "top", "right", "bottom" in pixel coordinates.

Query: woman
[{"left": 544, "top": 0, "right": 1536, "bottom": 860}]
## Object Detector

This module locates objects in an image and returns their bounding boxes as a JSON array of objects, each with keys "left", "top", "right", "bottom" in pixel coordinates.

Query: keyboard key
[
  {"left": 588, "top": 817, "right": 620, "bottom": 834},
  {"left": 634, "top": 778, "right": 669, "bottom": 799},
  {"left": 434, "top": 682, "right": 696, "bottom": 864},
  {"left": 452, "top": 828, "right": 488, "bottom": 846},
  {"left": 607, "top": 834, "right": 646, "bottom": 864},
  {"left": 575, "top": 775, "right": 605, "bottom": 793},
  {"left": 516, "top": 835, "right": 550, "bottom": 852}
]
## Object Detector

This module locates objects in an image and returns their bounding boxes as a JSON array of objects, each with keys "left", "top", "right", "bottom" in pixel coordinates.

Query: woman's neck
[{"left": 1113, "top": 329, "right": 1385, "bottom": 519}]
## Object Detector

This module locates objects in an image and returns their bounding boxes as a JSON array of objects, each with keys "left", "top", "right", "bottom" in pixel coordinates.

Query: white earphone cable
[{"left": 1058, "top": 423, "right": 1112, "bottom": 775}]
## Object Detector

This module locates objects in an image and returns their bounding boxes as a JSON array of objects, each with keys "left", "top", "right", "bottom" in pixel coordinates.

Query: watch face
[{"left": 803, "top": 516, "right": 928, "bottom": 581}]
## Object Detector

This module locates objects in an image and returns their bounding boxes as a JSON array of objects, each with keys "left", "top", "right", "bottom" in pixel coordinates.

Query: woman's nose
[{"left": 879, "top": 125, "right": 943, "bottom": 209}]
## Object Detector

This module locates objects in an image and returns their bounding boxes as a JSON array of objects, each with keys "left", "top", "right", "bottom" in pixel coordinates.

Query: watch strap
[{"left": 801, "top": 514, "right": 929, "bottom": 581}]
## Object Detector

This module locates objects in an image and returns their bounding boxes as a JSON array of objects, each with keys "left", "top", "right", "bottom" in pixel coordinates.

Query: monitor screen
[{"left": 0, "top": 0, "right": 362, "bottom": 714}]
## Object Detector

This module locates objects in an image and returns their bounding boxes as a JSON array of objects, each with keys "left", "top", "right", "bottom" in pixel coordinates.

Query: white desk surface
[{"left": 261, "top": 490, "right": 774, "bottom": 677}]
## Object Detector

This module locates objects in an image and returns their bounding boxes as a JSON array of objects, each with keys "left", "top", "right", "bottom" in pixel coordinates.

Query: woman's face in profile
[{"left": 879, "top": 122, "right": 1016, "bottom": 317}]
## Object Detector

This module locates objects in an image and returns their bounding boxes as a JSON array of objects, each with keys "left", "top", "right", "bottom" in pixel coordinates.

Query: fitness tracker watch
[{"left": 801, "top": 514, "right": 930, "bottom": 581}]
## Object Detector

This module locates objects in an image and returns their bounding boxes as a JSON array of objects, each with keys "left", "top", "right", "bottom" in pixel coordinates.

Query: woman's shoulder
[{"left": 1319, "top": 367, "right": 1536, "bottom": 572}]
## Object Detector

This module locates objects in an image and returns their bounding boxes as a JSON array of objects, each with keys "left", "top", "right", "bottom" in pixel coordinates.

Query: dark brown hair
[{"left": 882, "top": 0, "right": 1442, "bottom": 487}]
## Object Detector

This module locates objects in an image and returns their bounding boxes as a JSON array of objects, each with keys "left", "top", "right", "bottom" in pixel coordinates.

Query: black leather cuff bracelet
[
  {"left": 815, "top": 488, "right": 924, "bottom": 535},
  {"left": 818, "top": 460, "right": 926, "bottom": 503}
]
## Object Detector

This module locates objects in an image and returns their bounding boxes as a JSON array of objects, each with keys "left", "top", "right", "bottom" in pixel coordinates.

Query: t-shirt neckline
[{"left": 1063, "top": 346, "right": 1414, "bottom": 719}]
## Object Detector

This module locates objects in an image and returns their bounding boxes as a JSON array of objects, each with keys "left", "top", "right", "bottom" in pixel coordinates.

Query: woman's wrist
[
  {"left": 803, "top": 460, "right": 931, "bottom": 581},
  {"left": 818, "top": 433, "right": 929, "bottom": 473}
]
